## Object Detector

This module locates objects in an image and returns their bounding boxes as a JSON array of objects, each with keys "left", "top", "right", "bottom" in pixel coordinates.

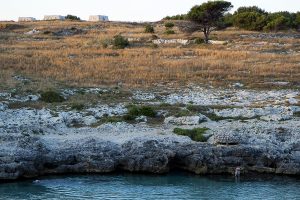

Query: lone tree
[{"left": 187, "top": 1, "right": 233, "bottom": 43}]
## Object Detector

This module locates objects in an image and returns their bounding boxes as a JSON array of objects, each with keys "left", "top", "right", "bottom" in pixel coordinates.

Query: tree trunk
[{"left": 203, "top": 27, "right": 210, "bottom": 44}]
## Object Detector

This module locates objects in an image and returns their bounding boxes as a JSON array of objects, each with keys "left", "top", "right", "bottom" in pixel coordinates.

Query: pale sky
[{"left": 0, "top": 0, "right": 299, "bottom": 22}]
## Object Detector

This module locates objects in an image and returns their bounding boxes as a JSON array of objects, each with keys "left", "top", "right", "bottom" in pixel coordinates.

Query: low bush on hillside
[
  {"left": 65, "top": 15, "right": 81, "bottom": 21},
  {"left": 112, "top": 35, "right": 129, "bottom": 49},
  {"left": 164, "top": 30, "right": 175, "bottom": 35},
  {"left": 165, "top": 22, "right": 175, "bottom": 28},
  {"left": 144, "top": 24, "right": 155, "bottom": 33},
  {"left": 40, "top": 91, "right": 65, "bottom": 103},
  {"left": 173, "top": 127, "right": 209, "bottom": 142}
]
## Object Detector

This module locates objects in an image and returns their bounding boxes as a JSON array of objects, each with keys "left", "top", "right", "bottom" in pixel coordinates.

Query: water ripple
[{"left": 1, "top": 174, "right": 300, "bottom": 200}]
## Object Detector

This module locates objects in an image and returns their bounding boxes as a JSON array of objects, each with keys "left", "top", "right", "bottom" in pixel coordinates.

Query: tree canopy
[
  {"left": 187, "top": 1, "right": 233, "bottom": 43},
  {"left": 164, "top": 2, "right": 300, "bottom": 32}
]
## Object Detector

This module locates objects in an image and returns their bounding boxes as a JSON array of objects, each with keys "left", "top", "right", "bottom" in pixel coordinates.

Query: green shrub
[
  {"left": 164, "top": 30, "right": 175, "bottom": 35},
  {"left": 144, "top": 24, "right": 155, "bottom": 33},
  {"left": 140, "top": 106, "right": 157, "bottom": 117},
  {"left": 65, "top": 15, "right": 81, "bottom": 21},
  {"left": 71, "top": 103, "right": 85, "bottom": 110},
  {"left": 124, "top": 105, "right": 157, "bottom": 120},
  {"left": 233, "top": 12, "right": 267, "bottom": 31},
  {"left": 195, "top": 38, "right": 205, "bottom": 44},
  {"left": 173, "top": 127, "right": 209, "bottom": 142},
  {"left": 40, "top": 91, "right": 65, "bottom": 103},
  {"left": 165, "top": 22, "right": 175, "bottom": 28},
  {"left": 112, "top": 35, "right": 129, "bottom": 49},
  {"left": 164, "top": 14, "right": 187, "bottom": 20}
]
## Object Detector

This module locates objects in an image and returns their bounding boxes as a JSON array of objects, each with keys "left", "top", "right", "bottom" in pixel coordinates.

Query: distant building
[
  {"left": 44, "top": 15, "right": 65, "bottom": 20},
  {"left": 18, "top": 17, "right": 36, "bottom": 22},
  {"left": 89, "top": 15, "right": 109, "bottom": 22}
]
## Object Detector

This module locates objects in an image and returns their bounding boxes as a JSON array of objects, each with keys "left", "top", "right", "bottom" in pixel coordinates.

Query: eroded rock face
[
  {"left": 1, "top": 134, "right": 299, "bottom": 180},
  {"left": 0, "top": 86, "right": 299, "bottom": 180}
]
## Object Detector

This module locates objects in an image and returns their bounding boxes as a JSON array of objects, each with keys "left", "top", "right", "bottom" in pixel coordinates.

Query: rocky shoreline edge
[
  {"left": 1, "top": 86, "right": 299, "bottom": 181},
  {"left": 1, "top": 134, "right": 299, "bottom": 181}
]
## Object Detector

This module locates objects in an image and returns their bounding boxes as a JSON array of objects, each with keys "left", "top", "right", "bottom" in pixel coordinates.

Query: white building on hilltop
[
  {"left": 89, "top": 15, "right": 109, "bottom": 22},
  {"left": 18, "top": 17, "right": 36, "bottom": 22},
  {"left": 44, "top": 15, "right": 65, "bottom": 20}
]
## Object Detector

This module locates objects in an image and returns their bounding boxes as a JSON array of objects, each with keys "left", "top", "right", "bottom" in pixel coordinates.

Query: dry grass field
[{"left": 0, "top": 20, "right": 299, "bottom": 91}]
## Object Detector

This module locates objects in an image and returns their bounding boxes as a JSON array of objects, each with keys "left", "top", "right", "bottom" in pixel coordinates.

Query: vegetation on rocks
[
  {"left": 71, "top": 103, "right": 85, "bottom": 110},
  {"left": 40, "top": 91, "right": 65, "bottom": 103},
  {"left": 124, "top": 105, "right": 157, "bottom": 120},
  {"left": 173, "top": 127, "right": 209, "bottom": 142}
]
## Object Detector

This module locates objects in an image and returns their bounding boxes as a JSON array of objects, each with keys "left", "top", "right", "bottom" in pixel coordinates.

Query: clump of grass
[
  {"left": 40, "top": 91, "right": 65, "bottom": 103},
  {"left": 124, "top": 105, "right": 157, "bottom": 120},
  {"left": 71, "top": 103, "right": 85, "bottom": 110},
  {"left": 164, "top": 30, "right": 175, "bottom": 35},
  {"left": 173, "top": 127, "right": 209, "bottom": 142},
  {"left": 175, "top": 109, "right": 192, "bottom": 117},
  {"left": 294, "top": 111, "right": 300, "bottom": 117},
  {"left": 186, "top": 104, "right": 209, "bottom": 113}
]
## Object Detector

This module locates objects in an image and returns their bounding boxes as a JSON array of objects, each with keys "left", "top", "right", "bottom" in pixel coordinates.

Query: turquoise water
[{"left": 0, "top": 173, "right": 299, "bottom": 200}]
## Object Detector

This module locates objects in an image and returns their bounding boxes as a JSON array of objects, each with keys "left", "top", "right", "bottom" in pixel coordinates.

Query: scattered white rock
[
  {"left": 260, "top": 114, "right": 292, "bottom": 122},
  {"left": 0, "top": 103, "right": 7, "bottom": 111},
  {"left": 153, "top": 39, "right": 191, "bottom": 45},
  {"left": 128, "top": 38, "right": 141, "bottom": 42},
  {"left": 133, "top": 92, "right": 156, "bottom": 101},
  {"left": 164, "top": 115, "right": 207, "bottom": 125},
  {"left": 232, "top": 82, "right": 244, "bottom": 88},
  {"left": 0, "top": 92, "right": 11, "bottom": 98},
  {"left": 136, "top": 115, "right": 147, "bottom": 123},
  {"left": 13, "top": 75, "right": 30, "bottom": 82},
  {"left": 165, "top": 87, "right": 299, "bottom": 107},
  {"left": 9, "top": 95, "right": 40, "bottom": 102},
  {"left": 214, "top": 106, "right": 294, "bottom": 119},
  {"left": 208, "top": 40, "right": 228, "bottom": 45},
  {"left": 25, "top": 29, "right": 40, "bottom": 35},
  {"left": 86, "top": 104, "right": 127, "bottom": 119},
  {"left": 288, "top": 98, "right": 298, "bottom": 105},
  {"left": 83, "top": 116, "right": 97, "bottom": 126}
]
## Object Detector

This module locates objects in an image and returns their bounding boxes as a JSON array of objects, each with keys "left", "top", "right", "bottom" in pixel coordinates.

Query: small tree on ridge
[{"left": 187, "top": 1, "right": 233, "bottom": 43}]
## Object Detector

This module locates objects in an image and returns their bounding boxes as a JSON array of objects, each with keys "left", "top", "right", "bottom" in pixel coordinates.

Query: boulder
[
  {"left": 0, "top": 103, "right": 7, "bottom": 111},
  {"left": 164, "top": 115, "right": 208, "bottom": 125},
  {"left": 213, "top": 132, "right": 242, "bottom": 145},
  {"left": 260, "top": 114, "right": 292, "bottom": 121}
]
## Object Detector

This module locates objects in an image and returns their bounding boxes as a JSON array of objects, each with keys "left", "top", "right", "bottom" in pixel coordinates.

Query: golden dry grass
[{"left": 0, "top": 20, "right": 299, "bottom": 89}]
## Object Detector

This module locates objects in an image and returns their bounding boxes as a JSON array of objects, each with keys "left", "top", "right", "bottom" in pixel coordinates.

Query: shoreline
[
  {"left": 1, "top": 86, "right": 299, "bottom": 181},
  {"left": 1, "top": 169, "right": 300, "bottom": 183}
]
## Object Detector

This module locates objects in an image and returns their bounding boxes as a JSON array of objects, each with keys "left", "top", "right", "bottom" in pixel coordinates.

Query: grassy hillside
[{"left": 0, "top": 20, "right": 299, "bottom": 90}]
